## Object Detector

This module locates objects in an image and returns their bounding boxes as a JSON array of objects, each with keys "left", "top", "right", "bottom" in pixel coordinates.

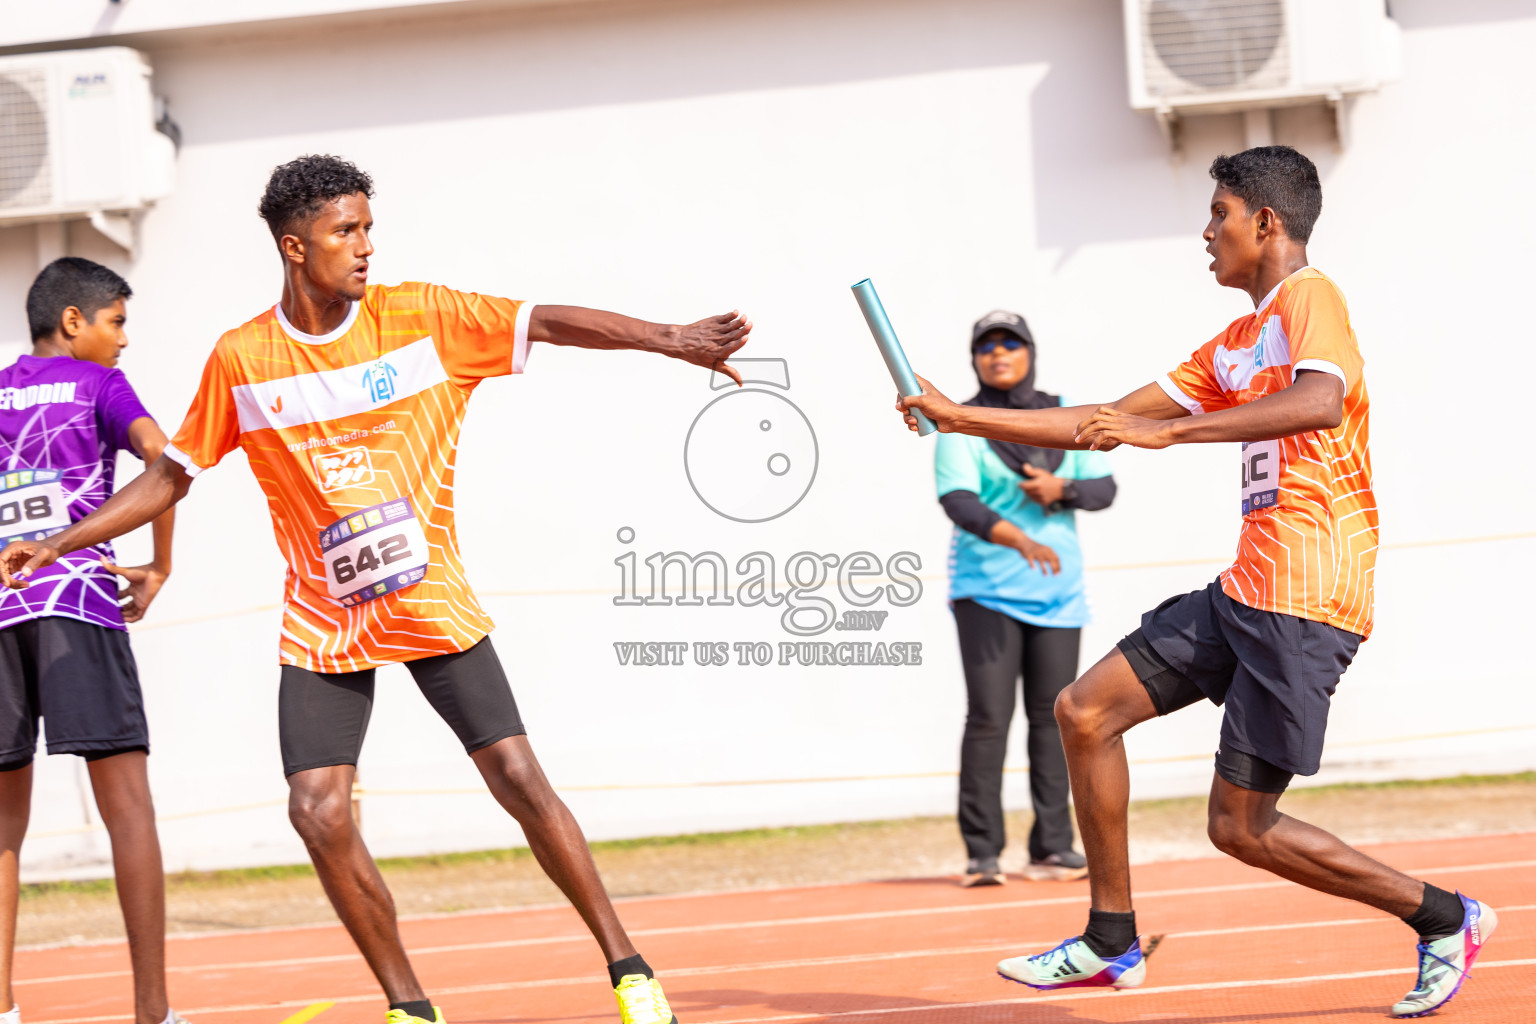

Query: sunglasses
[{"left": 972, "top": 337, "right": 1026, "bottom": 355}]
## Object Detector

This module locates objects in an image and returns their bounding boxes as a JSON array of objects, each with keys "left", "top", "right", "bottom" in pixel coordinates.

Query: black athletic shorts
[
  {"left": 1117, "top": 579, "right": 1361, "bottom": 788},
  {"left": 277, "top": 635, "right": 525, "bottom": 776},
  {"left": 0, "top": 616, "right": 149, "bottom": 769}
]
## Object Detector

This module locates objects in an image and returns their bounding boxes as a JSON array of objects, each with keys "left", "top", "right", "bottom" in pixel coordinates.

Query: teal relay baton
[{"left": 851, "top": 278, "right": 936, "bottom": 436}]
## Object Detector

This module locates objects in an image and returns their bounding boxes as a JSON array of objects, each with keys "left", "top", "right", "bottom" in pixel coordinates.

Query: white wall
[
  {"left": 0, "top": 0, "right": 581, "bottom": 50},
  {"left": 6, "top": 0, "right": 1534, "bottom": 879}
]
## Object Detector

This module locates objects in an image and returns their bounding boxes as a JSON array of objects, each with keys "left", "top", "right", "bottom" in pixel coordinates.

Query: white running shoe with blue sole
[
  {"left": 1392, "top": 892, "right": 1497, "bottom": 1018},
  {"left": 997, "top": 935, "right": 1146, "bottom": 990}
]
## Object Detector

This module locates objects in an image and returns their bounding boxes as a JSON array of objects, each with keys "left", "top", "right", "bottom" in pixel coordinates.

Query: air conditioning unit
[
  {"left": 1124, "top": 0, "right": 1402, "bottom": 147},
  {"left": 0, "top": 47, "right": 176, "bottom": 244}
]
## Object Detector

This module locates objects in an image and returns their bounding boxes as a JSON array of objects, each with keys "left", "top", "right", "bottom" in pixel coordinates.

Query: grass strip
[{"left": 23, "top": 770, "right": 1534, "bottom": 902}]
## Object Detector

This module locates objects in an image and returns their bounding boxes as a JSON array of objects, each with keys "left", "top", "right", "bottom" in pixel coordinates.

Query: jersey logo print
[
  {"left": 313, "top": 445, "right": 375, "bottom": 492},
  {"left": 231, "top": 336, "right": 449, "bottom": 433},
  {"left": 362, "top": 360, "right": 399, "bottom": 404}
]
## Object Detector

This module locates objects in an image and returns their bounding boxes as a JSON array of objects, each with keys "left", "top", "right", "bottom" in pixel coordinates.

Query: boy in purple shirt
[{"left": 0, "top": 259, "right": 181, "bottom": 1024}]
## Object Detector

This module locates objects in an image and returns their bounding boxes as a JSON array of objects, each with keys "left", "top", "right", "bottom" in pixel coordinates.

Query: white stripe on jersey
[{"left": 232, "top": 336, "right": 450, "bottom": 433}]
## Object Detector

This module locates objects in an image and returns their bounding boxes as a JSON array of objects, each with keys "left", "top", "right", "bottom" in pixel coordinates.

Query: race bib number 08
[
  {"left": 1241, "top": 439, "right": 1280, "bottom": 516},
  {"left": 317, "top": 497, "right": 430, "bottom": 605},
  {"left": 0, "top": 468, "right": 72, "bottom": 545}
]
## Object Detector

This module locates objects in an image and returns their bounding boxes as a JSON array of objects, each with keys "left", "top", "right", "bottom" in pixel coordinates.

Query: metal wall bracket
[
  {"left": 88, "top": 210, "right": 137, "bottom": 259},
  {"left": 1328, "top": 90, "right": 1350, "bottom": 151},
  {"left": 1154, "top": 105, "right": 1182, "bottom": 155}
]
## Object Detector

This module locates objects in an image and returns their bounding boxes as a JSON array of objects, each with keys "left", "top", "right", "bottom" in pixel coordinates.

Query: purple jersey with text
[{"left": 0, "top": 355, "right": 152, "bottom": 631}]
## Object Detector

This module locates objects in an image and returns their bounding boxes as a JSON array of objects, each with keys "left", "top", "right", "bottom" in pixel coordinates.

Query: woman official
[{"left": 935, "top": 310, "right": 1117, "bottom": 886}]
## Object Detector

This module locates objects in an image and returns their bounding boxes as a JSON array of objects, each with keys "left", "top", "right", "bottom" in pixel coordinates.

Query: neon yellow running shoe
[
  {"left": 614, "top": 974, "right": 676, "bottom": 1024},
  {"left": 384, "top": 1008, "right": 443, "bottom": 1024}
]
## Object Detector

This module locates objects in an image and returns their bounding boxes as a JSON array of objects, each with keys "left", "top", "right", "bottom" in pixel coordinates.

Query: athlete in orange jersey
[
  {"left": 170, "top": 282, "right": 546, "bottom": 672},
  {"left": 1162, "top": 266, "right": 1377, "bottom": 637},
  {"left": 897, "top": 147, "right": 1493, "bottom": 1018},
  {"left": 0, "top": 155, "right": 749, "bottom": 1024}
]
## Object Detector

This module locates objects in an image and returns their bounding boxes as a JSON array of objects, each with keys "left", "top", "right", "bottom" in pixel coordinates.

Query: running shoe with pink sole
[{"left": 1392, "top": 892, "right": 1497, "bottom": 1018}]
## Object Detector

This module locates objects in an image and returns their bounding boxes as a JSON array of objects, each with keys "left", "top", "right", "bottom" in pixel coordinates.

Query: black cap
[{"left": 971, "top": 309, "right": 1033, "bottom": 348}]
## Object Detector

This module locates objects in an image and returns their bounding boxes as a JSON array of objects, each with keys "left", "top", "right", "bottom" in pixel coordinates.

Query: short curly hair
[
  {"left": 257, "top": 154, "right": 375, "bottom": 241},
  {"left": 1209, "top": 146, "right": 1322, "bottom": 244}
]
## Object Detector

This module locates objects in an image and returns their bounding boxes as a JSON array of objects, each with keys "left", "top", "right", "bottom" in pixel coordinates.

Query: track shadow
[
  {"left": 1130, "top": 1011, "right": 1394, "bottom": 1023},
  {"left": 459, "top": 993, "right": 1397, "bottom": 1023},
  {"left": 671, "top": 993, "right": 1401, "bottom": 1022},
  {"left": 456, "top": 989, "right": 954, "bottom": 1024}
]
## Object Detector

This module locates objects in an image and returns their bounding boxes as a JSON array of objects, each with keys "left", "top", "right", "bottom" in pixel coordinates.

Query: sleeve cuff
[
  {"left": 511, "top": 302, "right": 536, "bottom": 374},
  {"left": 162, "top": 443, "right": 205, "bottom": 479},
  {"left": 1157, "top": 375, "right": 1203, "bottom": 414},
  {"left": 1292, "top": 358, "right": 1347, "bottom": 386}
]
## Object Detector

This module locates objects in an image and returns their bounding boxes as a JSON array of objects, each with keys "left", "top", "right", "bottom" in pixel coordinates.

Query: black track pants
[{"left": 953, "top": 599, "right": 1080, "bottom": 862}]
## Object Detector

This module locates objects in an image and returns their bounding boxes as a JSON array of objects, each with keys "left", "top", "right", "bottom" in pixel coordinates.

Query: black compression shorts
[{"left": 277, "top": 636, "right": 525, "bottom": 776}]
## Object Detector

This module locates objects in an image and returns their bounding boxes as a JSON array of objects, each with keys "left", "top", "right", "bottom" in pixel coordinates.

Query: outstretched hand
[
  {"left": 895, "top": 376, "right": 966, "bottom": 433},
  {"left": 102, "top": 559, "right": 169, "bottom": 623},
  {"left": 1074, "top": 406, "right": 1176, "bottom": 451},
  {"left": 0, "top": 541, "right": 59, "bottom": 590},
  {"left": 669, "top": 311, "right": 753, "bottom": 385}
]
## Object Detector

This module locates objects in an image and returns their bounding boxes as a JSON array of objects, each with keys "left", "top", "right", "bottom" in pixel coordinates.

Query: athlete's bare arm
[
  {"left": 97, "top": 417, "right": 179, "bottom": 621},
  {"left": 898, "top": 371, "right": 1343, "bottom": 453},
  {"left": 530, "top": 306, "right": 753, "bottom": 385},
  {"left": 0, "top": 455, "right": 191, "bottom": 590},
  {"left": 1074, "top": 370, "right": 1343, "bottom": 450},
  {"left": 897, "top": 378, "right": 1186, "bottom": 450}
]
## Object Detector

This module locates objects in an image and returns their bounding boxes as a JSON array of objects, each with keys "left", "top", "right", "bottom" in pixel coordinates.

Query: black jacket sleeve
[
  {"left": 939, "top": 489, "right": 1002, "bottom": 541},
  {"left": 1059, "top": 474, "right": 1117, "bottom": 512}
]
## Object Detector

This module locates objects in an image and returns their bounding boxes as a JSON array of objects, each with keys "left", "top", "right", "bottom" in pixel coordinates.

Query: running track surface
[{"left": 21, "top": 833, "right": 1535, "bottom": 1024}]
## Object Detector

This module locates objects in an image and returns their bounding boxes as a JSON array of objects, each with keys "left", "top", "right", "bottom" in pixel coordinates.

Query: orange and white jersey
[
  {"left": 166, "top": 282, "right": 533, "bottom": 672},
  {"left": 1160, "top": 267, "right": 1377, "bottom": 637}
]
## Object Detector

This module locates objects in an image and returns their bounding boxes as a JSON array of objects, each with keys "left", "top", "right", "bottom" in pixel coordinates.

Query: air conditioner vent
[
  {"left": 1144, "top": 0, "right": 1289, "bottom": 97},
  {"left": 0, "top": 70, "right": 52, "bottom": 210},
  {"left": 1123, "top": 0, "right": 1404, "bottom": 150},
  {"left": 0, "top": 47, "right": 177, "bottom": 228}
]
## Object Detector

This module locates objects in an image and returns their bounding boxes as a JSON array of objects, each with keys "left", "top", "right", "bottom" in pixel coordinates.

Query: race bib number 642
[{"left": 317, "top": 498, "right": 430, "bottom": 605}]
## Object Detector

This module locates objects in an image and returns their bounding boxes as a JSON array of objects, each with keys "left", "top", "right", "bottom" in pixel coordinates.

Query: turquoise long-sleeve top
[{"left": 934, "top": 428, "right": 1114, "bottom": 629}]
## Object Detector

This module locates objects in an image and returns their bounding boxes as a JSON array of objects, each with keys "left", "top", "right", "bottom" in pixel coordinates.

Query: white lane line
[
  {"left": 1172, "top": 902, "right": 1536, "bottom": 940},
  {"left": 18, "top": 860, "right": 1535, "bottom": 988},
  {"left": 25, "top": 904, "right": 1536, "bottom": 1021},
  {"left": 30, "top": 955, "right": 1536, "bottom": 1024},
  {"left": 700, "top": 958, "right": 1536, "bottom": 1023},
  {"left": 23, "top": 945, "right": 1026, "bottom": 1024},
  {"left": 15, "top": 943, "right": 1026, "bottom": 994}
]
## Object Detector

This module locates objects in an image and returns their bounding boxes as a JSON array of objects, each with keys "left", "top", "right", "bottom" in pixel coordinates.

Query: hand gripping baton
[{"left": 850, "top": 278, "right": 936, "bottom": 436}]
